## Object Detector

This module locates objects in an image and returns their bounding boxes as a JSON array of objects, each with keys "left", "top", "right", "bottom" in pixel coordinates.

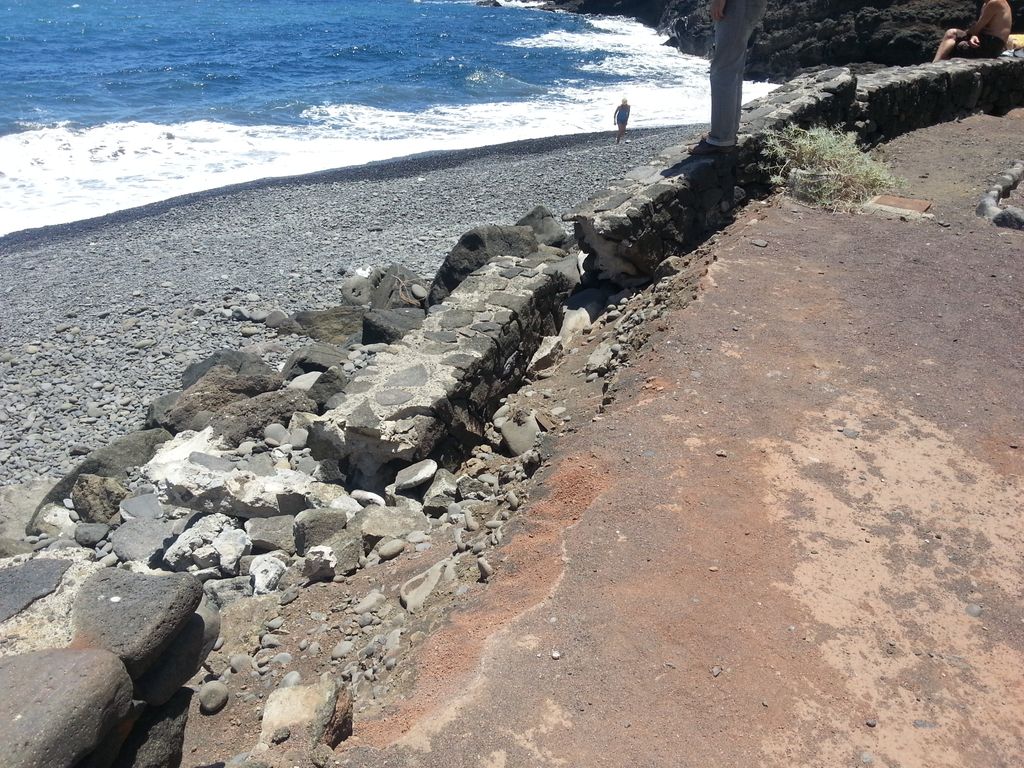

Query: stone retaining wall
[
  {"left": 571, "top": 58, "right": 1024, "bottom": 284},
  {"left": 309, "top": 252, "right": 574, "bottom": 488}
]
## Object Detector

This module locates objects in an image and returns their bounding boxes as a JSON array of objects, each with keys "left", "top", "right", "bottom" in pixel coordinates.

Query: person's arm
[
  {"left": 965, "top": 0, "right": 996, "bottom": 44},
  {"left": 710, "top": 0, "right": 727, "bottom": 21}
]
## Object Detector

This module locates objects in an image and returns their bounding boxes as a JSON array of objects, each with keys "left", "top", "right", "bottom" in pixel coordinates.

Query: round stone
[
  {"left": 198, "top": 681, "right": 229, "bottom": 715},
  {"left": 377, "top": 539, "right": 406, "bottom": 561},
  {"left": 331, "top": 641, "right": 354, "bottom": 660},
  {"left": 279, "top": 671, "right": 302, "bottom": 688}
]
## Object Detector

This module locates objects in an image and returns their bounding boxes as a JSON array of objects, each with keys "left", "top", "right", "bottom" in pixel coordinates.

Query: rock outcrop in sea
[{"left": 542, "top": 0, "right": 1024, "bottom": 80}]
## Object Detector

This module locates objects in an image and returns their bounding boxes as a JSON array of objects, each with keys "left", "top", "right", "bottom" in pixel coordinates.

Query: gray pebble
[
  {"left": 279, "top": 671, "right": 302, "bottom": 688},
  {"left": 331, "top": 641, "right": 355, "bottom": 660},
  {"left": 198, "top": 681, "right": 230, "bottom": 715}
]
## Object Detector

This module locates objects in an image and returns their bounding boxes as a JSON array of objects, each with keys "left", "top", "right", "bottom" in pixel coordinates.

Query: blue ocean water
[{"left": 0, "top": 0, "right": 774, "bottom": 236}]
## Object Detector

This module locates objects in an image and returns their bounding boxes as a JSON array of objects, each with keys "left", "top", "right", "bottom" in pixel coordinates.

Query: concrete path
[{"left": 338, "top": 112, "right": 1024, "bottom": 768}]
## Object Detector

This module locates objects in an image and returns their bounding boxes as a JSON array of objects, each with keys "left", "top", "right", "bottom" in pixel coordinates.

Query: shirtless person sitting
[{"left": 933, "top": 0, "right": 1012, "bottom": 61}]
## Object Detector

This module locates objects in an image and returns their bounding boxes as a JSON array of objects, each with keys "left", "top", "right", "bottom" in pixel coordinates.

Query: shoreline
[
  {"left": 0, "top": 122, "right": 703, "bottom": 489},
  {"left": 0, "top": 126, "right": 700, "bottom": 253}
]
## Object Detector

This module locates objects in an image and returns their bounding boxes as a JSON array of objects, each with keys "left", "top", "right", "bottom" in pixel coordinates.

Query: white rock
[
  {"left": 191, "top": 544, "right": 220, "bottom": 569},
  {"left": 144, "top": 429, "right": 232, "bottom": 508},
  {"left": 351, "top": 489, "right": 386, "bottom": 508},
  {"left": 32, "top": 503, "right": 77, "bottom": 539},
  {"left": 327, "top": 493, "right": 363, "bottom": 517},
  {"left": 259, "top": 676, "right": 341, "bottom": 747},
  {"left": 250, "top": 554, "right": 287, "bottom": 595},
  {"left": 212, "top": 528, "right": 252, "bottom": 575},
  {"left": 394, "top": 459, "right": 438, "bottom": 491},
  {"left": 559, "top": 307, "right": 592, "bottom": 343},
  {"left": 301, "top": 546, "right": 336, "bottom": 583},
  {"left": 162, "top": 513, "right": 234, "bottom": 572},
  {"left": 223, "top": 469, "right": 348, "bottom": 519},
  {"left": 287, "top": 372, "right": 322, "bottom": 391}
]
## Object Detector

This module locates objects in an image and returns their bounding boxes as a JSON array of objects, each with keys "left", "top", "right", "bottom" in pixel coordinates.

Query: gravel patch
[{"left": 0, "top": 125, "right": 702, "bottom": 487}]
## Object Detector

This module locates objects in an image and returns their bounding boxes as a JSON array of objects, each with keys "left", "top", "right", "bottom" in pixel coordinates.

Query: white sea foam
[{"left": 0, "top": 15, "right": 775, "bottom": 238}]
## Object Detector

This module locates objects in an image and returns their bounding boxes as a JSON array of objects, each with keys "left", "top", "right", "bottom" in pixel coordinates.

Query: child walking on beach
[{"left": 614, "top": 99, "right": 630, "bottom": 144}]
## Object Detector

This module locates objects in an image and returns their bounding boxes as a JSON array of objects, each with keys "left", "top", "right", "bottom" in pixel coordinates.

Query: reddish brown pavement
[{"left": 335, "top": 112, "right": 1024, "bottom": 768}]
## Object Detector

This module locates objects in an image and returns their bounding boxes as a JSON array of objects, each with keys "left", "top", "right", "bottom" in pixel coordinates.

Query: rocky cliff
[{"left": 543, "top": 0, "right": 1024, "bottom": 81}]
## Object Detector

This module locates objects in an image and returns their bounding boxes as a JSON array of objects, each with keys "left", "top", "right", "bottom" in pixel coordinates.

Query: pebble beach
[{"left": 0, "top": 125, "right": 700, "bottom": 488}]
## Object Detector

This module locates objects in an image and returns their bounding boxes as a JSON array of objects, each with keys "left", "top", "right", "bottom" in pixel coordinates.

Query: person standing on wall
[
  {"left": 690, "top": 0, "right": 768, "bottom": 155},
  {"left": 614, "top": 98, "right": 631, "bottom": 144}
]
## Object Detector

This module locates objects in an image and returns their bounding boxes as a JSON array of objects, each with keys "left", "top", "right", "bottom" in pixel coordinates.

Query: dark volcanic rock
[
  {"left": 144, "top": 391, "right": 182, "bottom": 430},
  {"left": 517, "top": 205, "right": 572, "bottom": 248},
  {"left": 0, "top": 557, "right": 72, "bottom": 622},
  {"left": 0, "top": 648, "right": 133, "bottom": 768},
  {"left": 427, "top": 224, "right": 539, "bottom": 306},
  {"left": 540, "top": 0, "right": 665, "bottom": 26},
  {"left": 211, "top": 389, "right": 318, "bottom": 447},
  {"left": 111, "top": 687, "right": 192, "bottom": 768},
  {"left": 362, "top": 307, "right": 426, "bottom": 345},
  {"left": 181, "top": 349, "right": 276, "bottom": 389},
  {"left": 281, "top": 342, "right": 349, "bottom": 379},
  {"left": 664, "top": 0, "right": 978, "bottom": 80},
  {"left": 306, "top": 364, "right": 353, "bottom": 408},
  {"left": 245, "top": 515, "right": 297, "bottom": 554},
  {"left": 160, "top": 366, "right": 283, "bottom": 435},
  {"left": 134, "top": 599, "right": 220, "bottom": 706},
  {"left": 544, "top": 0, "right": 1020, "bottom": 81},
  {"left": 72, "top": 569, "right": 203, "bottom": 678},
  {"left": 278, "top": 306, "right": 366, "bottom": 344},
  {"left": 369, "top": 263, "right": 429, "bottom": 309}
]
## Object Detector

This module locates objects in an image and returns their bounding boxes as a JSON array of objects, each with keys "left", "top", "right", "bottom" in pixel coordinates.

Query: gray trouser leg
[{"left": 708, "top": 0, "right": 767, "bottom": 146}]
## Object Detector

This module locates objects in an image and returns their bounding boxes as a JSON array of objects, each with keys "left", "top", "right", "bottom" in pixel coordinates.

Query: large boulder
[
  {"left": 277, "top": 306, "right": 366, "bottom": 344},
  {"left": 427, "top": 224, "right": 539, "bottom": 305},
  {"left": 369, "top": 264, "right": 429, "bottom": 309},
  {"left": 351, "top": 505, "right": 431, "bottom": 550},
  {"left": 181, "top": 349, "right": 276, "bottom": 389},
  {"left": 28, "top": 428, "right": 172, "bottom": 535},
  {"left": 305, "top": 365, "right": 353, "bottom": 408},
  {"left": 145, "top": 430, "right": 347, "bottom": 518},
  {"left": 517, "top": 205, "right": 572, "bottom": 248},
  {"left": 293, "top": 508, "right": 349, "bottom": 555},
  {"left": 110, "top": 687, "right": 192, "bottom": 768},
  {"left": 0, "top": 648, "right": 133, "bottom": 768},
  {"left": 71, "top": 569, "right": 203, "bottom": 678},
  {"left": 71, "top": 474, "right": 129, "bottom": 525},
  {"left": 110, "top": 518, "right": 176, "bottom": 566},
  {"left": 210, "top": 389, "right": 317, "bottom": 448},
  {"left": 258, "top": 675, "right": 353, "bottom": 750},
  {"left": 281, "top": 342, "right": 349, "bottom": 380},
  {"left": 245, "top": 515, "right": 296, "bottom": 554},
  {"left": 362, "top": 307, "right": 426, "bottom": 345},
  {"left": 133, "top": 598, "right": 220, "bottom": 706},
  {"left": 0, "top": 479, "right": 51, "bottom": 541},
  {"left": 159, "top": 365, "right": 283, "bottom": 435}
]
